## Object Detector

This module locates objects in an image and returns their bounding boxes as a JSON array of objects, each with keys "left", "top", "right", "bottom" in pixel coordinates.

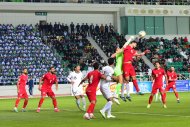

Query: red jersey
[
  {"left": 86, "top": 70, "right": 102, "bottom": 92},
  {"left": 152, "top": 68, "right": 165, "bottom": 87},
  {"left": 41, "top": 72, "right": 57, "bottom": 91},
  {"left": 17, "top": 74, "right": 28, "bottom": 93},
  {"left": 167, "top": 71, "right": 177, "bottom": 85},
  {"left": 123, "top": 45, "right": 137, "bottom": 63}
]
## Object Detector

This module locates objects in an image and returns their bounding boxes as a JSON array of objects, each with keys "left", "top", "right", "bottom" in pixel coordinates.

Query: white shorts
[
  {"left": 100, "top": 82, "right": 112, "bottom": 99},
  {"left": 72, "top": 86, "right": 83, "bottom": 96}
]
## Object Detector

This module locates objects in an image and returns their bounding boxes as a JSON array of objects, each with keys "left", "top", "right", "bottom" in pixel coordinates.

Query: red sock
[
  {"left": 52, "top": 98, "right": 58, "bottom": 108},
  {"left": 91, "top": 103, "right": 96, "bottom": 113},
  {"left": 133, "top": 79, "right": 140, "bottom": 92},
  {"left": 15, "top": 98, "right": 20, "bottom": 108},
  {"left": 23, "top": 99, "right": 28, "bottom": 108},
  {"left": 174, "top": 92, "right": 179, "bottom": 99},
  {"left": 38, "top": 98, "right": 44, "bottom": 108},
  {"left": 161, "top": 93, "right": 166, "bottom": 104},
  {"left": 87, "top": 103, "right": 95, "bottom": 113},
  {"left": 148, "top": 95, "right": 153, "bottom": 104}
]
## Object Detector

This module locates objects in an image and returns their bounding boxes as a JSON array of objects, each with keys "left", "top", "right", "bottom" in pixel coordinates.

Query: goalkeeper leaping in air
[{"left": 111, "top": 32, "right": 150, "bottom": 102}]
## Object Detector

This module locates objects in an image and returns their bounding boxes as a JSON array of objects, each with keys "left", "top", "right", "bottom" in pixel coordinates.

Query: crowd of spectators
[
  {"left": 137, "top": 36, "right": 190, "bottom": 74},
  {"left": 1, "top": 23, "right": 190, "bottom": 85},
  {"left": 0, "top": 24, "right": 67, "bottom": 85}
]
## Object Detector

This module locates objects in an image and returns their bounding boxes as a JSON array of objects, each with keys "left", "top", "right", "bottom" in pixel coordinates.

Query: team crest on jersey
[{"left": 74, "top": 76, "right": 77, "bottom": 80}]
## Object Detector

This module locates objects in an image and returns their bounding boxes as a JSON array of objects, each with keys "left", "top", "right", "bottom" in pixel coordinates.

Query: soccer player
[
  {"left": 165, "top": 67, "right": 180, "bottom": 103},
  {"left": 36, "top": 66, "right": 59, "bottom": 113},
  {"left": 116, "top": 41, "right": 150, "bottom": 101},
  {"left": 79, "top": 62, "right": 107, "bottom": 120},
  {"left": 147, "top": 62, "right": 168, "bottom": 108},
  {"left": 100, "top": 58, "right": 117, "bottom": 119},
  {"left": 14, "top": 68, "right": 29, "bottom": 112},
  {"left": 111, "top": 36, "right": 135, "bottom": 102},
  {"left": 67, "top": 65, "right": 86, "bottom": 111}
]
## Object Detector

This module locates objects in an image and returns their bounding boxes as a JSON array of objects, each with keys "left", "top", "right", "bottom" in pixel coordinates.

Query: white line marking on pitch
[
  {"left": 28, "top": 108, "right": 190, "bottom": 118},
  {"left": 113, "top": 112, "right": 190, "bottom": 118}
]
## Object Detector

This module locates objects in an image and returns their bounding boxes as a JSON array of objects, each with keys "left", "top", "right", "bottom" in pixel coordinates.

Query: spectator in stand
[
  {"left": 90, "top": 23, "right": 94, "bottom": 35},
  {"left": 184, "top": 37, "right": 188, "bottom": 43},
  {"left": 100, "top": 24, "right": 104, "bottom": 34},
  {"left": 85, "top": 23, "right": 89, "bottom": 36},
  {"left": 81, "top": 23, "right": 85, "bottom": 33},
  {"left": 105, "top": 24, "right": 108, "bottom": 34},
  {"left": 70, "top": 22, "right": 75, "bottom": 33},
  {"left": 64, "top": 24, "right": 69, "bottom": 33},
  {"left": 95, "top": 24, "right": 100, "bottom": 34},
  {"left": 76, "top": 23, "right": 80, "bottom": 33}
]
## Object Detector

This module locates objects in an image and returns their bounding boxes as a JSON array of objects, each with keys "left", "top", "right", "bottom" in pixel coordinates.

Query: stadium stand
[
  {"left": 137, "top": 37, "right": 190, "bottom": 78},
  {"left": 0, "top": 24, "right": 67, "bottom": 85},
  {"left": 0, "top": 22, "right": 189, "bottom": 85}
]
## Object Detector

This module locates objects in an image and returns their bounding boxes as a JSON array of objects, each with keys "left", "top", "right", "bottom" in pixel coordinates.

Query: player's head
[
  {"left": 93, "top": 62, "right": 99, "bottom": 70},
  {"left": 22, "top": 68, "right": 28, "bottom": 74},
  {"left": 49, "top": 66, "right": 56, "bottom": 74},
  {"left": 154, "top": 61, "right": 160, "bottom": 69},
  {"left": 74, "top": 65, "right": 81, "bottom": 72},
  {"left": 130, "top": 41, "right": 137, "bottom": 48},
  {"left": 108, "top": 58, "right": 114, "bottom": 66},
  {"left": 170, "top": 66, "right": 175, "bottom": 72}
]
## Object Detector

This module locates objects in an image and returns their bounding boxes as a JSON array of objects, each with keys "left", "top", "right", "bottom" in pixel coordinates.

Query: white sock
[
  {"left": 101, "top": 101, "right": 112, "bottom": 112},
  {"left": 121, "top": 84, "right": 125, "bottom": 97},
  {"left": 76, "top": 99, "right": 80, "bottom": 106},
  {"left": 126, "top": 83, "right": 130, "bottom": 97},
  {"left": 107, "top": 102, "right": 113, "bottom": 116},
  {"left": 82, "top": 97, "right": 86, "bottom": 107}
]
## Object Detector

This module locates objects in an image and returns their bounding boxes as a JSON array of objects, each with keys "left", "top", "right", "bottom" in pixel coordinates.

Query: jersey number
[{"left": 89, "top": 76, "right": 93, "bottom": 84}]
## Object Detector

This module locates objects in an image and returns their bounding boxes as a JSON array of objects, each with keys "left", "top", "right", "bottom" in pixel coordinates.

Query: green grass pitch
[{"left": 0, "top": 92, "right": 190, "bottom": 127}]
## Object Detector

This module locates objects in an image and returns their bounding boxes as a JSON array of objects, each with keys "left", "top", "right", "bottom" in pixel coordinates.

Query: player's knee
[
  {"left": 75, "top": 96, "right": 80, "bottom": 99},
  {"left": 124, "top": 77, "right": 129, "bottom": 82},
  {"left": 132, "top": 76, "right": 136, "bottom": 80},
  {"left": 91, "top": 100, "right": 96, "bottom": 104}
]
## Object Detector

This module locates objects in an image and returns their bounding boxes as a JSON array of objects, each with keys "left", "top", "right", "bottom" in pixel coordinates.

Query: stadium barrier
[{"left": 0, "top": 84, "right": 71, "bottom": 98}]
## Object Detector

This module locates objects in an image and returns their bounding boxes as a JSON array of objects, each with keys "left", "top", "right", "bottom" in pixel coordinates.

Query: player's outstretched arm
[
  {"left": 135, "top": 49, "right": 150, "bottom": 57},
  {"left": 79, "top": 76, "right": 88, "bottom": 87},
  {"left": 123, "top": 36, "right": 135, "bottom": 48}
]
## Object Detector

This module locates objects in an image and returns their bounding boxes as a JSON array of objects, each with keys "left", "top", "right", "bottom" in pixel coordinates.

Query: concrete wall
[
  {"left": 0, "top": 84, "right": 71, "bottom": 98},
  {"left": 0, "top": 2, "right": 120, "bottom": 32}
]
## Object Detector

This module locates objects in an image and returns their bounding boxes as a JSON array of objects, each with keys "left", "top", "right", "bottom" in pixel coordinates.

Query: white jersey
[
  {"left": 100, "top": 65, "right": 114, "bottom": 99},
  {"left": 67, "top": 71, "right": 83, "bottom": 96},
  {"left": 101, "top": 66, "right": 114, "bottom": 85}
]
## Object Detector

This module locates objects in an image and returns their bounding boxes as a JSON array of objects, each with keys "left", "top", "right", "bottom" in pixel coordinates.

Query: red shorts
[
  {"left": 18, "top": 92, "right": 28, "bottom": 99},
  {"left": 165, "top": 84, "right": 176, "bottom": 91},
  {"left": 86, "top": 91, "right": 96, "bottom": 102},
  {"left": 151, "top": 85, "right": 164, "bottom": 94},
  {"left": 123, "top": 63, "right": 136, "bottom": 77},
  {"left": 41, "top": 90, "right": 55, "bottom": 97}
]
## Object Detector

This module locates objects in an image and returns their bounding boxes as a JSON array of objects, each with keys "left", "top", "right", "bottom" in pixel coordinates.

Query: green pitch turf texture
[{"left": 0, "top": 92, "right": 190, "bottom": 127}]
